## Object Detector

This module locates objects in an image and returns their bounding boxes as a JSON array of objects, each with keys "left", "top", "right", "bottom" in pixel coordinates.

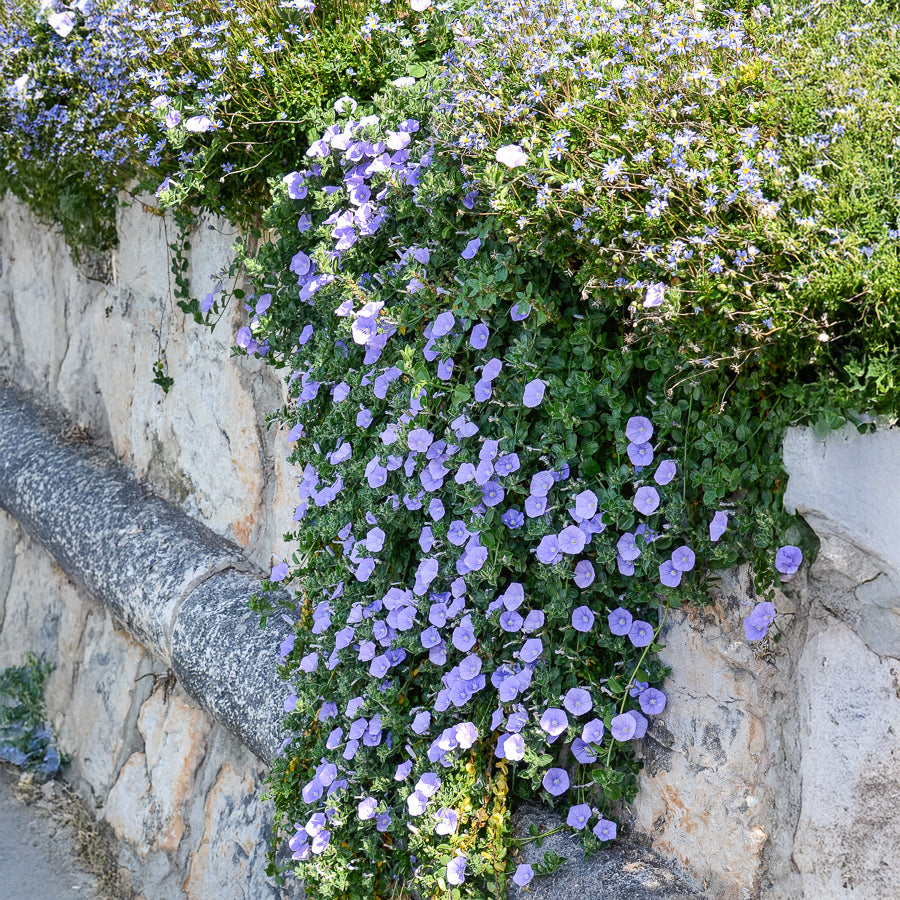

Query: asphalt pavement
[{"left": 0, "top": 763, "right": 102, "bottom": 900}]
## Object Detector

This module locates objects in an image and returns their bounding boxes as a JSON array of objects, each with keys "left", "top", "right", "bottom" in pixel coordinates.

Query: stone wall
[
  {"left": 0, "top": 509, "right": 287, "bottom": 899},
  {"left": 1, "top": 192, "right": 899, "bottom": 900}
]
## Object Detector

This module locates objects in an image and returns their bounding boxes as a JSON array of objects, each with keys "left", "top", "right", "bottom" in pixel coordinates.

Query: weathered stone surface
[
  {"left": 632, "top": 567, "right": 774, "bottom": 900},
  {"left": 172, "top": 570, "right": 291, "bottom": 763},
  {"left": 509, "top": 804, "right": 698, "bottom": 899},
  {"left": 185, "top": 761, "right": 284, "bottom": 899},
  {"left": 791, "top": 619, "right": 900, "bottom": 899},
  {"left": 783, "top": 424, "right": 900, "bottom": 574},
  {"left": 134, "top": 689, "right": 212, "bottom": 853},
  {"left": 105, "top": 751, "right": 154, "bottom": 855},
  {"left": 0, "top": 382, "right": 247, "bottom": 658}
]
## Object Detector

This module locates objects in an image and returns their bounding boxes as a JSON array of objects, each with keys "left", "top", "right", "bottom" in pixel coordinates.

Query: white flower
[
  {"left": 495, "top": 144, "right": 528, "bottom": 168},
  {"left": 47, "top": 11, "right": 76, "bottom": 37},
  {"left": 334, "top": 95, "right": 357, "bottom": 114},
  {"left": 392, "top": 77, "right": 416, "bottom": 87},
  {"left": 184, "top": 115, "right": 213, "bottom": 133},
  {"left": 410, "top": 0, "right": 431, "bottom": 9}
]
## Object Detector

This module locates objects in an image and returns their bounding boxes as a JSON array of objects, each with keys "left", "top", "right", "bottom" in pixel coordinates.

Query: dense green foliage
[{"left": 1, "top": 0, "right": 898, "bottom": 898}]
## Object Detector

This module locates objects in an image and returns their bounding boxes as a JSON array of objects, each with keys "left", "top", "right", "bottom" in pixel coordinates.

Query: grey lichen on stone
[{"left": 508, "top": 804, "right": 700, "bottom": 900}]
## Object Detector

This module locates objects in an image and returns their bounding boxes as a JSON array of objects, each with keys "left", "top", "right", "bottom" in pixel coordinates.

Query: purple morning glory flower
[
  {"left": 522, "top": 610, "right": 545, "bottom": 632},
  {"left": 519, "top": 638, "right": 543, "bottom": 663},
  {"left": 574, "top": 490, "right": 598, "bottom": 520},
  {"left": 633, "top": 485, "right": 660, "bottom": 515},
  {"left": 525, "top": 495, "right": 548, "bottom": 518},
  {"left": 523, "top": 379, "right": 546, "bottom": 408},
  {"left": 510, "top": 301, "right": 531, "bottom": 321},
  {"left": 407, "top": 789, "right": 429, "bottom": 816},
  {"left": 482, "top": 357, "right": 503, "bottom": 381},
  {"left": 428, "top": 498, "right": 445, "bottom": 520},
  {"left": 502, "top": 509, "right": 525, "bottom": 529},
  {"left": 502, "top": 733, "right": 525, "bottom": 760},
  {"left": 474, "top": 379, "right": 493, "bottom": 402},
  {"left": 535, "top": 535, "right": 561, "bottom": 564},
  {"left": 743, "top": 615, "right": 769, "bottom": 641},
  {"left": 482, "top": 481, "right": 505, "bottom": 507},
  {"left": 435, "top": 807, "right": 459, "bottom": 835},
  {"left": 659, "top": 560, "right": 682, "bottom": 588},
  {"left": 608, "top": 607, "right": 633, "bottom": 636},
  {"left": 358, "top": 797, "right": 377, "bottom": 820},
  {"left": 625, "top": 416, "right": 654, "bottom": 443},
  {"left": 408, "top": 428, "right": 434, "bottom": 453},
  {"left": 775, "top": 545, "right": 802, "bottom": 575},
  {"left": 593, "top": 818, "right": 617, "bottom": 841},
  {"left": 501, "top": 583, "right": 525, "bottom": 610},
  {"left": 461, "top": 238, "right": 481, "bottom": 259},
  {"left": 437, "top": 358, "right": 454, "bottom": 380},
  {"left": 572, "top": 606, "right": 595, "bottom": 633},
  {"left": 558, "top": 525, "right": 586, "bottom": 555},
  {"left": 540, "top": 708, "right": 568, "bottom": 737},
  {"left": 639, "top": 688, "right": 667, "bottom": 715},
  {"left": 447, "top": 855, "right": 467, "bottom": 886},
  {"left": 513, "top": 864, "right": 534, "bottom": 887},
  {"left": 447, "top": 520, "right": 470, "bottom": 546},
  {"left": 412, "top": 711, "right": 431, "bottom": 735},
  {"left": 542, "top": 767, "right": 570, "bottom": 796},
  {"left": 710, "top": 511, "right": 729, "bottom": 542},
  {"left": 499, "top": 610, "right": 524, "bottom": 633},
  {"left": 582, "top": 718, "right": 605, "bottom": 744},
  {"left": 432, "top": 311, "right": 455, "bottom": 337},
  {"left": 567, "top": 803, "right": 592, "bottom": 830},
  {"left": 357, "top": 408, "right": 373, "bottom": 428},
  {"left": 573, "top": 560, "right": 596, "bottom": 588},
  {"left": 671, "top": 546, "right": 696, "bottom": 572},
  {"left": 564, "top": 687, "right": 593, "bottom": 716},
  {"left": 571, "top": 737, "right": 598, "bottom": 764},
  {"left": 629, "top": 620, "right": 654, "bottom": 648},
  {"left": 470, "top": 323, "right": 489, "bottom": 349},
  {"left": 270, "top": 561, "right": 289, "bottom": 582},
  {"left": 627, "top": 710, "right": 649, "bottom": 738},
  {"left": 617, "top": 533, "right": 641, "bottom": 562},
  {"left": 627, "top": 442, "right": 654, "bottom": 467},
  {"left": 530, "top": 471, "right": 555, "bottom": 496},
  {"left": 654, "top": 460, "right": 676, "bottom": 485},
  {"left": 610, "top": 713, "right": 636, "bottom": 742},
  {"left": 452, "top": 618, "right": 476, "bottom": 652},
  {"left": 495, "top": 453, "right": 520, "bottom": 476},
  {"left": 644, "top": 282, "right": 665, "bottom": 308}
]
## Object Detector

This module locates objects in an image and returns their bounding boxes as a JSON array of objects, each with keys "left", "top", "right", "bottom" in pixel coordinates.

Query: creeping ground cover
[{"left": 1, "top": 0, "right": 900, "bottom": 897}]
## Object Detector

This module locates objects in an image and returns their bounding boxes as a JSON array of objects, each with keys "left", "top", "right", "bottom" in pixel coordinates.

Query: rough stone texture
[
  {"left": 0, "top": 509, "right": 295, "bottom": 899},
  {"left": 791, "top": 619, "right": 900, "bottom": 899},
  {"left": 0, "top": 192, "right": 295, "bottom": 572},
  {"left": 783, "top": 424, "right": 900, "bottom": 575},
  {"left": 172, "top": 570, "right": 292, "bottom": 763},
  {"left": 509, "top": 804, "right": 698, "bottom": 899},
  {"left": 632, "top": 567, "right": 774, "bottom": 900},
  {"left": 0, "top": 381, "right": 248, "bottom": 658}
]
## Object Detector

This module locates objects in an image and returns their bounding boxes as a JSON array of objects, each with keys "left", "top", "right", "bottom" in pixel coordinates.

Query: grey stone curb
[{"left": 0, "top": 381, "right": 291, "bottom": 763}]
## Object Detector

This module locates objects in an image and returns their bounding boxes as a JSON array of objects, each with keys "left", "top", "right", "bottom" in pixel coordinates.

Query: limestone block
[
  {"left": 105, "top": 751, "right": 153, "bottom": 855},
  {"left": 136, "top": 688, "right": 211, "bottom": 853},
  {"left": 53, "top": 604, "right": 146, "bottom": 799},
  {"left": 632, "top": 567, "right": 774, "bottom": 900},
  {"left": 807, "top": 531, "right": 900, "bottom": 660},
  {"left": 0, "top": 510, "right": 21, "bottom": 629},
  {"left": 783, "top": 424, "right": 900, "bottom": 575},
  {"left": 184, "top": 762, "right": 282, "bottom": 899},
  {"left": 0, "top": 531, "right": 64, "bottom": 666},
  {"left": 791, "top": 619, "right": 900, "bottom": 899}
]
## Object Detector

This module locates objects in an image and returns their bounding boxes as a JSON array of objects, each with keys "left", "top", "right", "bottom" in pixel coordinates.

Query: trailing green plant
[
  {"left": 0, "top": 0, "right": 898, "bottom": 897},
  {"left": 0, "top": 654, "right": 64, "bottom": 778},
  {"left": 129, "top": 0, "right": 454, "bottom": 226},
  {"left": 215, "top": 1, "right": 899, "bottom": 897},
  {"left": 0, "top": 0, "right": 137, "bottom": 253}
]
